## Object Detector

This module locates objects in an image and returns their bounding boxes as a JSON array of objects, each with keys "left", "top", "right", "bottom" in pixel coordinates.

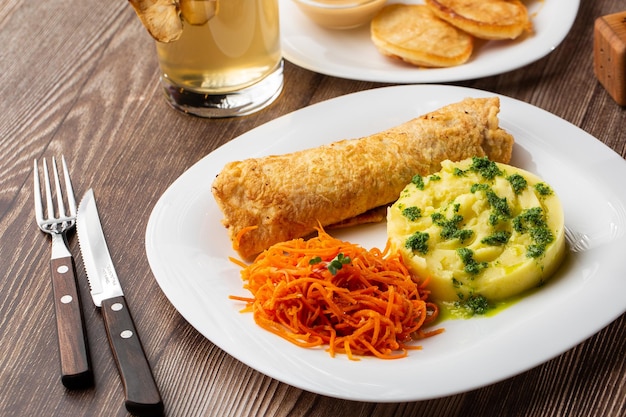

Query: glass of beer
[{"left": 155, "top": 0, "right": 283, "bottom": 118}]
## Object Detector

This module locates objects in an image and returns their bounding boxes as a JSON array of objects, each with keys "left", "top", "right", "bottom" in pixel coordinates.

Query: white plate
[
  {"left": 146, "top": 85, "right": 626, "bottom": 402},
  {"left": 279, "top": 0, "right": 579, "bottom": 83}
]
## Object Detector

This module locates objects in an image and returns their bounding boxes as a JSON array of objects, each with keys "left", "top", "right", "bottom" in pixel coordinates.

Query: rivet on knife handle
[
  {"left": 101, "top": 295, "right": 163, "bottom": 417},
  {"left": 50, "top": 256, "right": 94, "bottom": 389}
]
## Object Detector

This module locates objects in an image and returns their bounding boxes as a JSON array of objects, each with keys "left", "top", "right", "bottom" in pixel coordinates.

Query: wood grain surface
[{"left": 1, "top": 1, "right": 625, "bottom": 416}]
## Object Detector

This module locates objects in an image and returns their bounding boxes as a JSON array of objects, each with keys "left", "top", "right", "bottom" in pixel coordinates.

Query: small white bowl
[{"left": 292, "top": 0, "right": 387, "bottom": 30}]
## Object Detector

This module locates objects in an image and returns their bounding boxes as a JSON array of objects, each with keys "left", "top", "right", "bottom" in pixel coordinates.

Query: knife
[{"left": 76, "top": 189, "right": 163, "bottom": 417}]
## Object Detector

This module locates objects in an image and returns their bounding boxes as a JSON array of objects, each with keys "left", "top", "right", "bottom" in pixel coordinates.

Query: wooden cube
[{"left": 594, "top": 11, "right": 626, "bottom": 106}]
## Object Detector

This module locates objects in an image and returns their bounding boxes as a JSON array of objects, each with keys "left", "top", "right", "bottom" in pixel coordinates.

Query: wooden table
[{"left": 2, "top": 1, "right": 625, "bottom": 416}]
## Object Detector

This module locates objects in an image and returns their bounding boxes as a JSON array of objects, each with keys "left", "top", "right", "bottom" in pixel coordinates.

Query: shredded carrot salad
[{"left": 229, "top": 228, "right": 443, "bottom": 360}]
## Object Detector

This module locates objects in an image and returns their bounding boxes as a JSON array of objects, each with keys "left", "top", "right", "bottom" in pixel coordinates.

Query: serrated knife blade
[
  {"left": 77, "top": 189, "right": 163, "bottom": 417},
  {"left": 76, "top": 190, "right": 123, "bottom": 306}
]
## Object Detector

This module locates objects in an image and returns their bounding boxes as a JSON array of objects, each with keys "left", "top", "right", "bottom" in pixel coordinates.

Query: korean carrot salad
[{"left": 230, "top": 228, "right": 443, "bottom": 360}]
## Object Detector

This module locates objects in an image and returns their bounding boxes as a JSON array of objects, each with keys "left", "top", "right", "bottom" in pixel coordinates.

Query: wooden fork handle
[{"left": 50, "top": 256, "right": 93, "bottom": 389}]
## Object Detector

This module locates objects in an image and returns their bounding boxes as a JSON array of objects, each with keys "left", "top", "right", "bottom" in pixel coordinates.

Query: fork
[
  {"left": 34, "top": 156, "right": 93, "bottom": 389},
  {"left": 565, "top": 226, "right": 591, "bottom": 253}
]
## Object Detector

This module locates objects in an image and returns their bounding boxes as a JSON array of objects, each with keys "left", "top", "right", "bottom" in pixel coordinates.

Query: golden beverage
[{"left": 155, "top": 0, "right": 283, "bottom": 116}]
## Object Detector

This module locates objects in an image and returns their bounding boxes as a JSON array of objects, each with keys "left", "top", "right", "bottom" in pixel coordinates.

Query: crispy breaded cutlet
[
  {"left": 371, "top": 4, "right": 473, "bottom": 68},
  {"left": 425, "top": 0, "right": 532, "bottom": 40},
  {"left": 212, "top": 97, "right": 514, "bottom": 260}
]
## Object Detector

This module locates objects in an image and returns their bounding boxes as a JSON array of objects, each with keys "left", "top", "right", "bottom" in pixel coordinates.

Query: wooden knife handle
[
  {"left": 101, "top": 295, "right": 164, "bottom": 417},
  {"left": 50, "top": 256, "right": 93, "bottom": 389}
]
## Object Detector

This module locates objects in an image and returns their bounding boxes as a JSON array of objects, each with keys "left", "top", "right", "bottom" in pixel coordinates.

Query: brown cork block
[{"left": 594, "top": 11, "right": 626, "bottom": 106}]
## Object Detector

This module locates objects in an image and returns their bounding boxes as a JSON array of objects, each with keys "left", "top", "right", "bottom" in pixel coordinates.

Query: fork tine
[
  {"left": 33, "top": 159, "right": 44, "bottom": 223},
  {"left": 61, "top": 156, "right": 77, "bottom": 217},
  {"left": 42, "top": 159, "right": 54, "bottom": 220},
  {"left": 52, "top": 157, "right": 67, "bottom": 219}
]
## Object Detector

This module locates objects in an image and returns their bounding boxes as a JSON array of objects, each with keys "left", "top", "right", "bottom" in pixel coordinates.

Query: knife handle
[
  {"left": 101, "top": 296, "right": 164, "bottom": 417},
  {"left": 50, "top": 256, "right": 94, "bottom": 389}
]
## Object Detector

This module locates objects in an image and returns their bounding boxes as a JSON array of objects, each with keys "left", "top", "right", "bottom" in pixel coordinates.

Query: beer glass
[{"left": 155, "top": 0, "right": 283, "bottom": 118}]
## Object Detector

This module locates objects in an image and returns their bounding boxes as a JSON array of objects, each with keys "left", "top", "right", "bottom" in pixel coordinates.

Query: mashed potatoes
[{"left": 387, "top": 157, "right": 566, "bottom": 314}]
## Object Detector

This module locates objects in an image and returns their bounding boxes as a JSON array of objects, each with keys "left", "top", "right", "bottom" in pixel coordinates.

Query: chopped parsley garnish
[
  {"left": 431, "top": 204, "right": 474, "bottom": 243},
  {"left": 453, "top": 229, "right": 474, "bottom": 242},
  {"left": 470, "top": 156, "right": 502, "bottom": 180},
  {"left": 513, "top": 207, "right": 545, "bottom": 233},
  {"left": 486, "top": 190, "right": 511, "bottom": 226},
  {"left": 526, "top": 226, "right": 555, "bottom": 258},
  {"left": 405, "top": 231, "right": 429, "bottom": 254},
  {"left": 535, "top": 183, "right": 553, "bottom": 196},
  {"left": 470, "top": 183, "right": 490, "bottom": 193},
  {"left": 411, "top": 174, "right": 425, "bottom": 190},
  {"left": 526, "top": 243, "right": 546, "bottom": 258},
  {"left": 513, "top": 207, "right": 554, "bottom": 258},
  {"left": 327, "top": 253, "right": 351, "bottom": 275},
  {"left": 530, "top": 225, "right": 554, "bottom": 246},
  {"left": 402, "top": 206, "right": 422, "bottom": 221},
  {"left": 481, "top": 230, "right": 512, "bottom": 246},
  {"left": 470, "top": 184, "right": 511, "bottom": 226},
  {"left": 457, "top": 247, "right": 487, "bottom": 275},
  {"left": 428, "top": 174, "right": 441, "bottom": 181},
  {"left": 455, "top": 294, "right": 491, "bottom": 316},
  {"left": 507, "top": 173, "right": 528, "bottom": 195}
]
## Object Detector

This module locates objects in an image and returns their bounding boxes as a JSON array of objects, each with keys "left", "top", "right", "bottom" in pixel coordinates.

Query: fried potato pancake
[
  {"left": 424, "top": 0, "right": 531, "bottom": 40},
  {"left": 212, "top": 97, "right": 514, "bottom": 260},
  {"left": 370, "top": 4, "right": 473, "bottom": 68}
]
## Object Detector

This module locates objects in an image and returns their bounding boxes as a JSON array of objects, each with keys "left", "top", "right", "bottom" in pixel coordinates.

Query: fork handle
[{"left": 50, "top": 256, "right": 94, "bottom": 389}]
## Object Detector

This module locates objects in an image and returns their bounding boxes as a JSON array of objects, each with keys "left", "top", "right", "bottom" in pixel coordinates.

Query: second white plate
[{"left": 280, "top": 0, "right": 580, "bottom": 83}]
